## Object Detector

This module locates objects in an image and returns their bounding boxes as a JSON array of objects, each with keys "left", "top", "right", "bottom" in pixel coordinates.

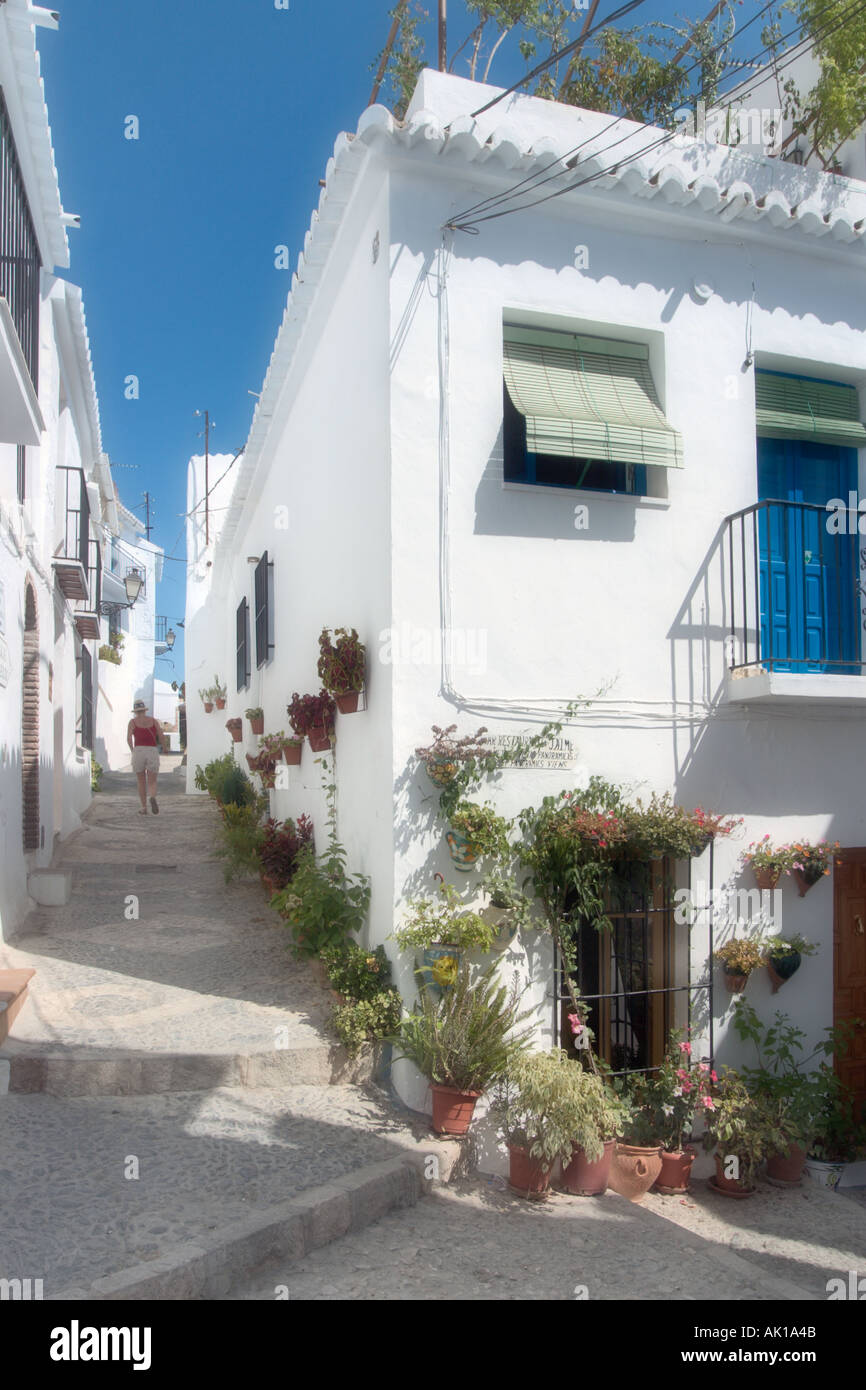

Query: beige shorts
[{"left": 132, "top": 747, "right": 160, "bottom": 775}]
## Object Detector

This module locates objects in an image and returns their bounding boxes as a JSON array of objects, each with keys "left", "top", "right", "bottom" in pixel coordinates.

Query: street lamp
[
  {"left": 124, "top": 570, "right": 144, "bottom": 604},
  {"left": 165, "top": 628, "right": 176, "bottom": 650}
]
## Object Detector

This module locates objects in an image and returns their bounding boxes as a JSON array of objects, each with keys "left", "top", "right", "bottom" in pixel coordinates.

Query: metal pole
[
  {"left": 369, "top": 1, "right": 407, "bottom": 105},
  {"left": 438, "top": 0, "right": 446, "bottom": 72},
  {"left": 204, "top": 410, "right": 210, "bottom": 546}
]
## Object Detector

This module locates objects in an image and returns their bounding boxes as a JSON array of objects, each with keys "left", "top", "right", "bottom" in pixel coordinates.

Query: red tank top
[{"left": 132, "top": 720, "right": 159, "bottom": 747}]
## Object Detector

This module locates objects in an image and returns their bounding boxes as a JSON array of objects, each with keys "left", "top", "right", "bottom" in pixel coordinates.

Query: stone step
[
  {"left": 1, "top": 1040, "right": 382, "bottom": 1095},
  {"left": 0, "top": 969, "right": 36, "bottom": 1045},
  {"left": 0, "top": 1086, "right": 452, "bottom": 1300}
]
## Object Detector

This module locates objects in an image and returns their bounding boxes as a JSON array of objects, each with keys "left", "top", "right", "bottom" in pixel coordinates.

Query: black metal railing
[
  {"left": 58, "top": 466, "right": 90, "bottom": 571},
  {"left": 83, "top": 540, "right": 101, "bottom": 613},
  {"left": 0, "top": 87, "right": 41, "bottom": 390},
  {"left": 725, "top": 498, "right": 863, "bottom": 675},
  {"left": 155, "top": 615, "right": 168, "bottom": 643}
]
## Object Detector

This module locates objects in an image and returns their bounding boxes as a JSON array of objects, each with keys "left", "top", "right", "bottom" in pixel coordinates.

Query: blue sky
[{"left": 36, "top": 0, "right": 760, "bottom": 677}]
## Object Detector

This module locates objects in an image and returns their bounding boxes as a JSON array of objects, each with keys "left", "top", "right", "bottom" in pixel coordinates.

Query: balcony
[
  {"left": 74, "top": 540, "right": 102, "bottom": 640},
  {"left": 723, "top": 498, "right": 866, "bottom": 706},
  {"left": 53, "top": 467, "right": 91, "bottom": 602}
]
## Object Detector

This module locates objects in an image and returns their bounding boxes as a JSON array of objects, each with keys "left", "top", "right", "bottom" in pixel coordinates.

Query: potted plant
[
  {"left": 287, "top": 691, "right": 337, "bottom": 753},
  {"left": 713, "top": 937, "right": 766, "bottom": 993},
  {"left": 648, "top": 1033, "right": 717, "bottom": 1194},
  {"left": 804, "top": 1071, "right": 866, "bottom": 1188},
  {"left": 415, "top": 724, "right": 492, "bottom": 790},
  {"left": 393, "top": 883, "right": 498, "bottom": 996},
  {"left": 212, "top": 676, "right": 227, "bottom": 711},
  {"left": 226, "top": 717, "right": 243, "bottom": 743},
  {"left": 270, "top": 836, "right": 370, "bottom": 957},
  {"left": 740, "top": 836, "right": 793, "bottom": 890},
  {"left": 259, "top": 730, "right": 302, "bottom": 766},
  {"left": 446, "top": 799, "right": 511, "bottom": 872},
  {"left": 478, "top": 867, "right": 537, "bottom": 950},
  {"left": 559, "top": 1071, "right": 630, "bottom": 1197},
  {"left": 762, "top": 933, "right": 818, "bottom": 992},
  {"left": 786, "top": 841, "right": 840, "bottom": 897},
  {"left": 491, "top": 1050, "right": 596, "bottom": 1198},
  {"left": 246, "top": 706, "right": 264, "bottom": 736},
  {"left": 320, "top": 943, "right": 403, "bottom": 1058},
  {"left": 317, "top": 627, "right": 366, "bottom": 714},
  {"left": 702, "top": 1070, "right": 785, "bottom": 1196},
  {"left": 257, "top": 814, "right": 314, "bottom": 894},
  {"left": 199, "top": 686, "right": 215, "bottom": 713},
  {"left": 608, "top": 1072, "right": 664, "bottom": 1202},
  {"left": 392, "top": 960, "right": 532, "bottom": 1136},
  {"left": 215, "top": 800, "right": 266, "bottom": 883}
]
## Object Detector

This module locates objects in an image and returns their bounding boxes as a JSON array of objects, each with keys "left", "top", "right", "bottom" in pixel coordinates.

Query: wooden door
[{"left": 833, "top": 851, "right": 866, "bottom": 1115}]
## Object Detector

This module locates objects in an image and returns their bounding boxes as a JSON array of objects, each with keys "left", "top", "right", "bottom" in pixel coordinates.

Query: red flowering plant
[
  {"left": 688, "top": 807, "right": 743, "bottom": 847},
  {"left": 257, "top": 814, "right": 314, "bottom": 889},
  {"left": 287, "top": 691, "right": 337, "bottom": 739},
  {"left": 649, "top": 1030, "right": 717, "bottom": 1153}
]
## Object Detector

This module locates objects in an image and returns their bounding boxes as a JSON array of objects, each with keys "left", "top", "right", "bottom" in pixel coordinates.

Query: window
[
  {"left": 502, "top": 324, "right": 681, "bottom": 494},
  {"left": 80, "top": 649, "right": 94, "bottom": 752},
  {"left": 254, "top": 552, "right": 272, "bottom": 668},
  {"left": 16, "top": 445, "right": 25, "bottom": 504},
  {"left": 0, "top": 87, "right": 41, "bottom": 391},
  {"left": 236, "top": 597, "right": 250, "bottom": 691}
]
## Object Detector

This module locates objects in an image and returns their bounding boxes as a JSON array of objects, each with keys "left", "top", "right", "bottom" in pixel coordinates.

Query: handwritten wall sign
[{"left": 488, "top": 734, "right": 577, "bottom": 770}]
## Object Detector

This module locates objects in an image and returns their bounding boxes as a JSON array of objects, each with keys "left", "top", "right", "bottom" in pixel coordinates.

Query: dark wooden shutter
[
  {"left": 80, "top": 648, "right": 94, "bottom": 751},
  {"left": 236, "top": 597, "right": 250, "bottom": 690},
  {"left": 254, "top": 552, "right": 271, "bottom": 668}
]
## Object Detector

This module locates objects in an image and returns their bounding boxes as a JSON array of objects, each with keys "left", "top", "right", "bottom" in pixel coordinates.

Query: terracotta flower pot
[
  {"left": 334, "top": 691, "right": 360, "bottom": 714},
  {"left": 282, "top": 740, "right": 302, "bottom": 765},
  {"left": 710, "top": 1152, "right": 756, "bottom": 1196},
  {"left": 723, "top": 970, "right": 749, "bottom": 993},
  {"left": 248, "top": 715, "right": 264, "bottom": 736},
  {"left": 245, "top": 753, "right": 257, "bottom": 770},
  {"left": 766, "top": 1143, "right": 806, "bottom": 1185},
  {"left": 203, "top": 702, "right": 214, "bottom": 713},
  {"left": 215, "top": 697, "right": 226, "bottom": 710},
  {"left": 753, "top": 865, "right": 781, "bottom": 891},
  {"left": 260, "top": 872, "right": 279, "bottom": 898},
  {"left": 430, "top": 1084, "right": 480, "bottom": 1136},
  {"left": 655, "top": 1147, "right": 696, "bottom": 1195},
  {"left": 560, "top": 1138, "right": 616, "bottom": 1196},
  {"left": 608, "top": 1143, "right": 663, "bottom": 1202},
  {"left": 227, "top": 723, "right": 242, "bottom": 743},
  {"left": 508, "top": 1145, "right": 551, "bottom": 1198},
  {"left": 308, "top": 727, "right": 332, "bottom": 753},
  {"left": 767, "top": 951, "right": 801, "bottom": 993}
]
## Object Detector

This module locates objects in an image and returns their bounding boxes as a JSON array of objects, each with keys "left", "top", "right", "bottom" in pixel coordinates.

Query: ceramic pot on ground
[
  {"left": 334, "top": 691, "right": 360, "bottom": 714},
  {"left": 430, "top": 1084, "right": 480, "bottom": 1136},
  {"left": 248, "top": 714, "right": 264, "bottom": 735},
  {"left": 767, "top": 951, "right": 802, "bottom": 992},
  {"left": 710, "top": 1153, "right": 756, "bottom": 1197},
  {"left": 282, "top": 740, "right": 302, "bottom": 765},
  {"left": 655, "top": 1147, "right": 696, "bottom": 1195},
  {"left": 560, "top": 1139, "right": 616, "bottom": 1196},
  {"left": 508, "top": 1145, "right": 551, "bottom": 1198},
  {"left": 723, "top": 969, "right": 749, "bottom": 993},
  {"left": 804, "top": 1157, "right": 845, "bottom": 1190},
  {"left": 753, "top": 866, "right": 781, "bottom": 891},
  {"left": 308, "top": 726, "right": 332, "bottom": 753},
  {"left": 766, "top": 1143, "right": 807, "bottom": 1185},
  {"left": 608, "top": 1143, "right": 663, "bottom": 1202}
]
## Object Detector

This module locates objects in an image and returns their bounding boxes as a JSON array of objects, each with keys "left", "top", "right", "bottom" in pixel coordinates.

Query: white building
[
  {"left": 186, "top": 69, "right": 866, "bottom": 1133},
  {"left": 0, "top": 1, "right": 155, "bottom": 942}
]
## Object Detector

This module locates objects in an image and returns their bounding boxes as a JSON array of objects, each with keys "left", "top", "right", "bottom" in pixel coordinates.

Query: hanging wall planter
[
  {"left": 282, "top": 737, "right": 303, "bottom": 765},
  {"left": 753, "top": 866, "right": 781, "bottom": 891},
  {"left": 335, "top": 691, "right": 360, "bottom": 714},
  {"left": 226, "top": 718, "right": 243, "bottom": 743},
  {"left": 724, "top": 970, "right": 749, "bottom": 994},
  {"left": 791, "top": 868, "right": 819, "bottom": 897},
  {"left": 767, "top": 952, "right": 801, "bottom": 992},
  {"left": 308, "top": 726, "right": 332, "bottom": 753},
  {"left": 445, "top": 830, "right": 478, "bottom": 872},
  {"left": 246, "top": 708, "right": 264, "bottom": 736},
  {"left": 419, "top": 945, "right": 461, "bottom": 999},
  {"left": 318, "top": 628, "right": 366, "bottom": 715}
]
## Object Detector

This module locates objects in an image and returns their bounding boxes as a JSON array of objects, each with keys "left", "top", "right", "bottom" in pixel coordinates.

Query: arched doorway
[{"left": 22, "top": 579, "right": 39, "bottom": 850}]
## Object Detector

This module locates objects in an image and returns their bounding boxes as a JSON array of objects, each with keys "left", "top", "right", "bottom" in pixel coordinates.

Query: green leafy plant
[
  {"left": 271, "top": 839, "right": 370, "bottom": 957},
  {"left": 333, "top": 992, "right": 403, "bottom": 1058},
  {"left": 479, "top": 866, "right": 537, "bottom": 933},
  {"left": 90, "top": 756, "right": 103, "bottom": 793},
  {"left": 762, "top": 933, "right": 818, "bottom": 961},
  {"left": 392, "top": 959, "right": 533, "bottom": 1092},
  {"left": 212, "top": 675, "right": 227, "bottom": 701},
  {"left": 740, "top": 836, "right": 795, "bottom": 875},
  {"left": 98, "top": 643, "right": 121, "bottom": 665},
  {"left": 194, "top": 753, "right": 250, "bottom": 802},
  {"left": 393, "top": 883, "right": 498, "bottom": 953},
  {"left": 491, "top": 1049, "right": 615, "bottom": 1170},
  {"left": 702, "top": 1069, "right": 792, "bottom": 1187},
  {"left": 643, "top": 1031, "right": 717, "bottom": 1153},
  {"left": 320, "top": 942, "right": 393, "bottom": 1001},
  {"left": 287, "top": 690, "right": 336, "bottom": 738},
  {"left": 317, "top": 627, "right": 366, "bottom": 695},
  {"left": 786, "top": 840, "right": 841, "bottom": 886},
  {"left": 713, "top": 937, "right": 766, "bottom": 977},
  {"left": 258, "top": 814, "right": 314, "bottom": 888},
  {"left": 245, "top": 706, "right": 263, "bottom": 720},
  {"left": 448, "top": 799, "right": 512, "bottom": 862},
  {"left": 215, "top": 801, "right": 266, "bottom": 882}
]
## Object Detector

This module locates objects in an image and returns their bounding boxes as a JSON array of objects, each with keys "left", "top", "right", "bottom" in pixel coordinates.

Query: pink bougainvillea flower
[
  {"left": 568, "top": 1014, "right": 583, "bottom": 1036},
  {"left": 701, "top": 1096, "right": 715, "bottom": 1110},
  {"left": 678, "top": 1041, "right": 691, "bottom": 1055}
]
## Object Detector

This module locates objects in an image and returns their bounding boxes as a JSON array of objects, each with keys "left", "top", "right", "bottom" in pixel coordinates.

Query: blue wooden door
[{"left": 757, "top": 438, "right": 859, "bottom": 672}]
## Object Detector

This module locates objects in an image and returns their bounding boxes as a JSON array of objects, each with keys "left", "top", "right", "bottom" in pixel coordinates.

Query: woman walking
[{"left": 127, "top": 700, "right": 166, "bottom": 815}]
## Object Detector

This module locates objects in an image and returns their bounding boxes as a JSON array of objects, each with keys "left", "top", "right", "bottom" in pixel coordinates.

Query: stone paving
[{"left": 234, "top": 1171, "right": 866, "bottom": 1302}]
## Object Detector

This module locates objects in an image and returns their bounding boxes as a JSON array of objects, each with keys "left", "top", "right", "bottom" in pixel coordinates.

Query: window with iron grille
[
  {"left": 80, "top": 649, "right": 94, "bottom": 752},
  {"left": 254, "top": 552, "right": 272, "bottom": 668},
  {"left": 16, "top": 445, "right": 25, "bottom": 503},
  {"left": 0, "top": 87, "right": 41, "bottom": 391},
  {"left": 236, "top": 597, "right": 250, "bottom": 690},
  {"left": 555, "top": 857, "right": 712, "bottom": 1076}
]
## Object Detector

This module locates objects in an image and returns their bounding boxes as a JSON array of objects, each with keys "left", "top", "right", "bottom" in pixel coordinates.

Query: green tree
[{"left": 772, "top": 0, "right": 866, "bottom": 167}]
